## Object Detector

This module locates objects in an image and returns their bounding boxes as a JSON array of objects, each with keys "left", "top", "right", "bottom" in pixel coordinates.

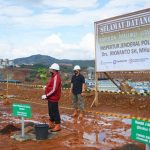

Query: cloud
[
  {"left": 39, "top": 33, "right": 94, "bottom": 60},
  {"left": 0, "top": 41, "right": 14, "bottom": 59},
  {"left": 0, "top": 0, "right": 149, "bottom": 30},
  {"left": 41, "top": 0, "right": 98, "bottom": 10},
  {"left": 0, "top": 3, "right": 32, "bottom": 17},
  {"left": 99, "top": 0, "right": 150, "bottom": 18},
  {"left": 0, "top": 0, "right": 150, "bottom": 60},
  {"left": 1, "top": 0, "right": 149, "bottom": 29},
  {"left": 79, "top": 33, "right": 94, "bottom": 54},
  {"left": 0, "top": 33, "right": 94, "bottom": 60}
]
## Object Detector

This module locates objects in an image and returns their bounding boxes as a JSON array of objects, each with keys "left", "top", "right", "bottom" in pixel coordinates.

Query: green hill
[{"left": 13, "top": 54, "right": 94, "bottom": 68}]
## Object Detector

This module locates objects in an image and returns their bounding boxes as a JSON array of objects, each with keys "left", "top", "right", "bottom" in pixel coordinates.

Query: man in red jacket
[{"left": 41, "top": 63, "right": 61, "bottom": 132}]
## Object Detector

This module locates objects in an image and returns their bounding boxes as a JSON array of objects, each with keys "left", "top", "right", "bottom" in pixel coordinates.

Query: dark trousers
[{"left": 48, "top": 101, "right": 61, "bottom": 124}]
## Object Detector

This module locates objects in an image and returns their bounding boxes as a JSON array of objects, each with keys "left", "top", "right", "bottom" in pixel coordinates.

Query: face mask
[
  {"left": 50, "top": 71, "right": 54, "bottom": 76},
  {"left": 74, "top": 71, "right": 78, "bottom": 75}
]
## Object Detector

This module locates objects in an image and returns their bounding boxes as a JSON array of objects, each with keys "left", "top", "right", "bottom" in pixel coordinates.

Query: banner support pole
[{"left": 91, "top": 23, "right": 99, "bottom": 107}]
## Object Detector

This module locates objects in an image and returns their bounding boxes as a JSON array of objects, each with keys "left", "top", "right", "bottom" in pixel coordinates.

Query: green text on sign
[
  {"left": 13, "top": 103, "right": 31, "bottom": 118},
  {"left": 131, "top": 119, "right": 150, "bottom": 144}
]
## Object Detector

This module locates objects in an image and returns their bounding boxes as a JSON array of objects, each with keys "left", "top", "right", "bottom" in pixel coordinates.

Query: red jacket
[{"left": 45, "top": 72, "right": 61, "bottom": 102}]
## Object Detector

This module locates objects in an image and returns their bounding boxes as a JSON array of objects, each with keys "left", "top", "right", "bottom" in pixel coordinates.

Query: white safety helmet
[
  {"left": 73, "top": 65, "right": 81, "bottom": 71},
  {"left": 49, "top": 63, "right": 60, "bottom": 71}
]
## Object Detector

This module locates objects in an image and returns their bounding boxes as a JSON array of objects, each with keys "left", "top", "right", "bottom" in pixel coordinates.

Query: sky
[{"left": 0, "top": 0, "right": 150, "bottom": 60}]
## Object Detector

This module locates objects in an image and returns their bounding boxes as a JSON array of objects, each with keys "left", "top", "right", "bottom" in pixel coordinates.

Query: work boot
[
  {"left": 78, "top": 111, "right": 84, "bottom": 119},
  {"left": 72, "top": 109, "right": 78, "bottom": 117},
  {"left": 51, "top": 124, "right": 61, "bottom": 132},
  {"left": 49, "top": 120, "right": 55, "bottom": 129}
]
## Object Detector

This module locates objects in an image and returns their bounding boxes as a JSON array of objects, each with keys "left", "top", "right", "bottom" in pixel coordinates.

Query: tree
[{"left": 37, "top": 68, "right": 47, "bottom": 84}]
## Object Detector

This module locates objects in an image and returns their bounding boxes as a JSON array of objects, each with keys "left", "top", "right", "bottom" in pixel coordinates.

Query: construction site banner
[{"left": 95, "top": 8, "right": 150, "bottom": 72}]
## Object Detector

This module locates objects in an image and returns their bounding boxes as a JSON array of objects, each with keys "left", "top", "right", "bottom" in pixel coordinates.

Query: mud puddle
[
  {"left": 60, "top": 114, "right": 133, "bottom": 149},
  {"left": 0, "top": 101, "right": 137, "bottom": 150}
]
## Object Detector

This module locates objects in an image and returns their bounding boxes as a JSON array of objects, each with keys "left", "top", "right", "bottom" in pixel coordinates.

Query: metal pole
[
  {"left": 146, "top": 145, "right": 150, "bottom": 150},
  {"left": 21, "top": 117, "right": 25, "bottom": 137}
]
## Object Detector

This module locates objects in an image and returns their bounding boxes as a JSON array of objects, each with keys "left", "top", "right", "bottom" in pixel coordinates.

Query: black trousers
[{"left": 48, "top": 101, "right": 61, "bottom": 124}]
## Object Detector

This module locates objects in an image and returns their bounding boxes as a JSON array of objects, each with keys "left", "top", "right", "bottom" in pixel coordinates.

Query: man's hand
[{"left": 41, "top": 95, "right": 47, "bottom": 100}]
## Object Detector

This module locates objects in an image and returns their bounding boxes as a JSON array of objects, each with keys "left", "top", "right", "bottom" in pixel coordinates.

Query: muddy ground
[{"left": 0, "top": 83, "right": 149, "bottom": 150}]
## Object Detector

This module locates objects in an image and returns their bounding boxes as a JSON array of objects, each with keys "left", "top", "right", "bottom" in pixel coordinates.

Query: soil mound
[{"left": 0, "top": 124, "right": 20, "bottom": 135}]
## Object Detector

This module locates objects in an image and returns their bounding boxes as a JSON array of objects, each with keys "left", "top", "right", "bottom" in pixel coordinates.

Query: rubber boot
[
  {"left": 72, "top": 109, "right": 78, "bottom": 117},
  {"left": 49, "top": 120, "right": 55, "bottom": 129},
  {"left": 51, "top": 124, "right": 61, "bottom": 132}
]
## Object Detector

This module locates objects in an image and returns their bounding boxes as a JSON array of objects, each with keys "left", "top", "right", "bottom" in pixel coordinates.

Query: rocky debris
[
  {"left": 10, "top": 133, "right": 35, "bottom": 142},
  {"left": 120, "top": 81, "right": 133, "bottom": 92},
  {"left": 25, "top": 122, "right": 35, "bottom": 127},
  {"left": 24, "top": 126, "right": 34, "bottom": 134},
  {"left": 10, "top": 130, "right": 57, "bottom": 142},
  {"left": 40, "top": 116, "right": 48, "bottom": 123},
  {"left": 7, "top": 95, "right": 16, "bottom": 98},
  {"left": 129, "top": 98, "right": 135, "bottom": 105},
  {"left": 3, "top": 100, "right": 12, "bottom": 105},
  {"left": 0, "top": 95, "right": 6, "bottom": 99},
  {"left": 139, "top": 105, "right": 146, "bottom": 109}
]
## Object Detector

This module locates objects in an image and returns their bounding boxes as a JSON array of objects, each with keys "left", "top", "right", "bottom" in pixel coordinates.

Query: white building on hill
[{"left": 0, "top": 59, "right": 14, "bottom": 68}]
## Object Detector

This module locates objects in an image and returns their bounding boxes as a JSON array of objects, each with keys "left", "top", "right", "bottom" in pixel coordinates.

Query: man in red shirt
[{"left": 42, "top": 63, "right": 61, "bottom": 132}]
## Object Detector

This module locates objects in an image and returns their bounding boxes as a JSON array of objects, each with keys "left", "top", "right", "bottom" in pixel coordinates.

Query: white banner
[{"left": 95, "top": 8, "right": 150, "bottom": 72}]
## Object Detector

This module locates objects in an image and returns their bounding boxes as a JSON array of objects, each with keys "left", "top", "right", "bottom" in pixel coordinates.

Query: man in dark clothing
[
  {"left": 41, "top": 63, "right": 61, "bottom": 132},
  {"left": 70, "top": 65, "right": 85, "bottom": 118}
]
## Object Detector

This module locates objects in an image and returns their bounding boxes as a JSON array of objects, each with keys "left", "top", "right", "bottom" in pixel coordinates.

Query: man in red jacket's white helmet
[{"left": 41, "top": 63, "right": 62, "bottom": 132}]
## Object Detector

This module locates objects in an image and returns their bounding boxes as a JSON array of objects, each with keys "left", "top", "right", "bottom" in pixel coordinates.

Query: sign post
[
  {"left": 131, "top": 119, "right": 150, "bottom": 150},
  {"left": 13, "top": 103, "right": 31, "bottom": 138},
  {"left": 21, "top": 117, "right": 25, "bottom": 137},
  {"left": 146, "top": 145, "right": 150, "bottom": 150}
]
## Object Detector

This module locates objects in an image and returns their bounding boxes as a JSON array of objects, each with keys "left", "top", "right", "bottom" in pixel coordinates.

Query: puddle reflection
[{"left": 83, "top": 132, "right": 106, "bottom": 144}]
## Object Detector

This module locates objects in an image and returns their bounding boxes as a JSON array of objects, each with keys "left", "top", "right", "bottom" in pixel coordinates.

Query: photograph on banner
[{"left": 95, "top": 9, "right": 150, "bottom": 72}]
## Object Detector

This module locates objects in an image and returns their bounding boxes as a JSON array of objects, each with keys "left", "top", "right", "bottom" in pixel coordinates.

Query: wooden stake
[
  {"left": 91, "top": 72, "right": 98, "bottom": 107},
  {"left": 91, "top": 23, "right": 99, "bottom": 107}
]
